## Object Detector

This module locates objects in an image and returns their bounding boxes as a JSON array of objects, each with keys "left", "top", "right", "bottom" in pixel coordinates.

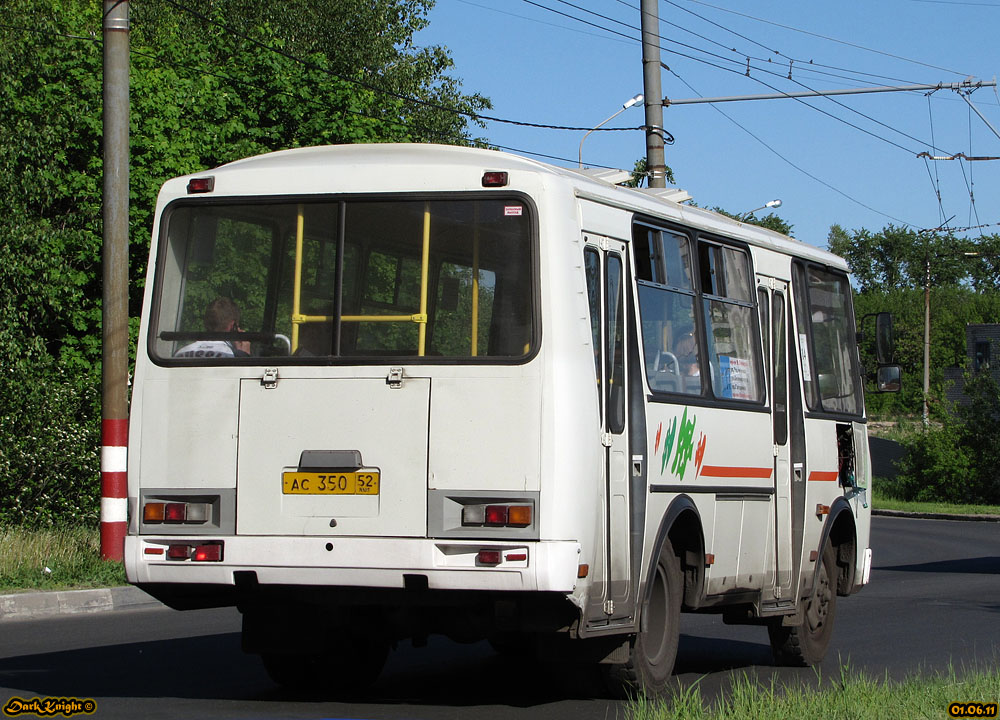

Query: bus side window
[
  {"left": 633, "top": 225, "right": 703, "bottom": 396},
  {"left": 697, "top": 242, "right": 763, "bottom": 402}
]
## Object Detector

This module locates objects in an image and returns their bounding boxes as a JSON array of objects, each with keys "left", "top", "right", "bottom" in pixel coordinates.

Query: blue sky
[{"left": 415, "top": 0, "right": 1000, "bottom": 249}]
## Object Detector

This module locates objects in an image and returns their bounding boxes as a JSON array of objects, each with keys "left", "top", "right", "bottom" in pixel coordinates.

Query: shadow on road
[
  {"left": 878, "top": 556, "right": 1000, "bottom": 574},
  {"left": 0, "top": 629, "right": 793, "bottom": 707}
]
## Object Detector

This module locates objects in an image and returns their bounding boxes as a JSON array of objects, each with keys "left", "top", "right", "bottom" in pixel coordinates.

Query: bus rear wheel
[
  {"left": 604, "top": 538, "right": 682, "bottom": 697},
  {"left": 768, "top": 543, "right": 837, "bottom": 666}
]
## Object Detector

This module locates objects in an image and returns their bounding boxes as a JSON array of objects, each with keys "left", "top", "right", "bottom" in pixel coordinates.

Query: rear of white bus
[{"left": 124, "top": 150, "right": 586, "bottom": 687}]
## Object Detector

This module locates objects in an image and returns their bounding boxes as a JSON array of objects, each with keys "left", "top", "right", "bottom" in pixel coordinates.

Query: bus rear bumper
[{"left": 125, "top": 535, "right": 582, "bottom": 594}]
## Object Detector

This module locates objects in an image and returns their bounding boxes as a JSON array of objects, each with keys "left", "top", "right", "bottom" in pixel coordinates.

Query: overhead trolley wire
[
  {"left": 677, "top": 0, "right": 971, "bottom": 77},
  {"left": 527, "top": 0, "right": 950, "bottom": 156},
  {"left": 654, "top": 0, "right": 931, "bottom": 88},
  {"left": 663, "top": 65, "right": 915, "bottom": 227}
]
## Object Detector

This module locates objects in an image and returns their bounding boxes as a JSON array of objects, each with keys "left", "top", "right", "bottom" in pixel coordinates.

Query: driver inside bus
[
  {"left": 675, "top": 329, "right": 700, "bottom": 377},
  {"left": 175, "top": 297, "right": 250, "bottom": 358}
]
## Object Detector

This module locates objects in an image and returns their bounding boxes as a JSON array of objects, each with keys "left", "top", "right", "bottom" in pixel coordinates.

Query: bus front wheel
[
  {"left": 604, "top": 538, "right": 682, "bottom": 697},
  {"left": 768, "top": 542, "right": 837, "bottom": 666}
]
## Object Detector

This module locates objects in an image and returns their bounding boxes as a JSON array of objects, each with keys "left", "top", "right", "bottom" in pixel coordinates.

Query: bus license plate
[{"left": 282, "top": 471, "right": 380, "bottom": 495}]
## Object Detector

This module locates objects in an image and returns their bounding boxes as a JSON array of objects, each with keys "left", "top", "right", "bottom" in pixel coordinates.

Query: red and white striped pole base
[{"left": 100, "top": 418, "right": 128, "bottom": 561}]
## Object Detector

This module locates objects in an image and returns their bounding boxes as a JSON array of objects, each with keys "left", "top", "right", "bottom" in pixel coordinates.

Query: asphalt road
[{"left": 1, "top": 516, "right": 998, "bottom": 720}]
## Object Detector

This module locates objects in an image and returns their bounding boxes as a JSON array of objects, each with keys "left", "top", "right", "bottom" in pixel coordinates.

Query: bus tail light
[
  {"left": 484, "top": 505, "right": 508, "bottom": 526},
  {"left": 143, "top": 500, "right": 212, "bottom": 525},
  {"left": 193, "top": 544, "right": 223, "bottom": 562},
  {"left": 167, "top": 544, "right": 190, "bottom": 560},
  {"left": 477, "top": 550, "right": 502, "bottom": 565},
  {"left": 165, "top": 542, "right": 223, "bottom": 561},
  {"left": 143, "top": 503, "right": 165, "bottom": 523},
  {"left": 462, "top": 503, "right": 533, "bottom": 529}
]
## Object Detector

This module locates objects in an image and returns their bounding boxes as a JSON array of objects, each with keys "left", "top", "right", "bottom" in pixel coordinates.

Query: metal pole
[
  {"left": 639, "top": 0, "right": 666, "bottom": 188},
  {"left": 101, "top": 0, "right": 130, "bottom": 562},
  {"left": 923, "top": 254, "right": 931, "bottom": 428}
]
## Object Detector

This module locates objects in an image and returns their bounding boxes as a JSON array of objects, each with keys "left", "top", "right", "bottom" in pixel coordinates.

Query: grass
[
  {"left": 628, "top": 665, "right": 1000, "bottom": 720},
  {"left": 872, "top": 491, "right": 1000, "bottom": 516},
  {"left": 0, "top": 525, "right": 126, "bottom": 593},
  {"left": 2, "top": 485, "right": 997, "bottom": 595}
]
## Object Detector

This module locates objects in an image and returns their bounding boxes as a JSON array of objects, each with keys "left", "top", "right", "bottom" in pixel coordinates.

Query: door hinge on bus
[
  {"left": 603, "top": 600, "right": 614, "bottom": 615},
  {"left": 260, "top": 367, "right": 278, "bottom": 389},
  {"left": 386, "top": 367, "right": 404, "bottom": 389},
  {"left": 601, "top": 432, "right": 613, "bottom": 448}
]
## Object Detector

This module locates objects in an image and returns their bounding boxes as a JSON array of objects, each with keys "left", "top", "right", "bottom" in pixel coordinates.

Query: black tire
[
  {"left": 769, "top": 543, "right": 837, "bottom": 666},
  {"left": 262, "top": 633, "right": 389, "bottom": 694},
  {"left": 604, "top": 539, "right": 682, "bottom": 698}
]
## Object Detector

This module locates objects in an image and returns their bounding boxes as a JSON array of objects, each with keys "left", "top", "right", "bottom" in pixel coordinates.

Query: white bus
[{"left": 125, "top": 143, "right": 896, "bottom": 695}]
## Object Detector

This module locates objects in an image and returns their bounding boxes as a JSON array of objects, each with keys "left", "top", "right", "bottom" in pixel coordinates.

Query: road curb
[
  {"left": 0, "top": 585, "right": 163, "bottom": 623},
  {"left": 873, "top": 508, "right": 1000, "bottom": 522},
  {"left": 1, "top": 510, "right": 996, "bottom": 622}
]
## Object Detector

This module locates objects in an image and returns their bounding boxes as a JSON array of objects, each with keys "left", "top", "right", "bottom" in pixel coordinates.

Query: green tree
[
  {"left": 830, "top": 223, "right": 1000, "bottom": 417},
  {"left": 0, "top": 0, "right": 488, "bottom": 525}
]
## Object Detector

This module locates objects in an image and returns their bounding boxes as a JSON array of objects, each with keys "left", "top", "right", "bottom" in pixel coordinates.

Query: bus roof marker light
[
  {"left": 482, "top": 171, "right": 508, "bottom": 187},
  {"left": 187, "top": 177, "right": 215, "bottom": 194}
]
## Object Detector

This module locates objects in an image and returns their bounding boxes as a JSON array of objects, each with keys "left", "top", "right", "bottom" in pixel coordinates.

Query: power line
[
  {"left": 527, "top": 0, "right": 946, "bottom": 155},
  {"left": 652, "top": 0, "right": 929, "bottom": 88},
  {"left": 677, "top": 0, "right": 971, "bottom": 76},
  {"left": 663, "top": 65, "right": 915, "bottom": 228}
]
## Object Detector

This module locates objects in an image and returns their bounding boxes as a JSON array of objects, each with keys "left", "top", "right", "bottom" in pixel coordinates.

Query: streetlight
[
  {"left": 579, "top": 93, "right": 644, "bottom": 168},
  {"left": 742, "top": 199, "right": 782, "bottom": 219}
]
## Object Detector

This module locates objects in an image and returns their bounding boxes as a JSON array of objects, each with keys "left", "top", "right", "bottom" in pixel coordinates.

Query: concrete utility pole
[
  {"left": 639, "top": 0, "right": 667, "bottom": 188},
  {"left": 101, "top": 0, "right": 130, "bottom": 562}
]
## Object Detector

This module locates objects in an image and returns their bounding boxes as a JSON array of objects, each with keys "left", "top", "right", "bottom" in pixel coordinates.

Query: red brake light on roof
[
  {"left": 482, "top": 171, "right": 508, "bottom": 187},
  {"left": 187, "top": 177, "right": 215, "bottom": 194}
]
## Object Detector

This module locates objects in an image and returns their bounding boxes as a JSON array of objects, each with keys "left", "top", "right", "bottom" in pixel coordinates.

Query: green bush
[
  {"left": 0, "top": 364, "right": 100, "bottom": 528},
  {"left": 892, "top": 371, "right": 1000, "bottom": 505}
]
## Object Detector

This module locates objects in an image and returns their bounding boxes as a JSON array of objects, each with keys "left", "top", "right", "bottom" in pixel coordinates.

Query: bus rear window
[{"left": 150, "top": 198, "right": 534, "bottom": 362}]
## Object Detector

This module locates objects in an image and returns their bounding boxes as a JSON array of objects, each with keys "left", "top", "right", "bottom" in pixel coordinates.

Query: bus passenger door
[
  {"left": 584, "top": 239, "right": 633, "bottom": 624},
  {"left": 763, "top": 280, "right": 794, "bottom": 600},
  {"left": 768, "top": 281, "right": 794, "bottom": 600}
]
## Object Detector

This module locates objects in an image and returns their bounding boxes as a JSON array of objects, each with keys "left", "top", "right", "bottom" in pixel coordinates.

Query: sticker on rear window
[{"left": 504, "top": 206, "right": 523, "bottom": 216}]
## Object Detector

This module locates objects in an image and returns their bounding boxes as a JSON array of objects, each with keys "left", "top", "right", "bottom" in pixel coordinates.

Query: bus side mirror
[
  {"left": 875, "top": 312, "right": 894, "bottom": 365},
  {"left": 876, "top": 364, "right": 901, "bottom": 393}
]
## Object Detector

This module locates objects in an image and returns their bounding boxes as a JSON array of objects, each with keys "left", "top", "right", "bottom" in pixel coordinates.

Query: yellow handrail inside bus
[
  {"left": 471, "top": 208, "right": 480, "bottom": 357},
  {"left": 418, "top": 204, "right": 431, "bottom": 356},
  {"left": 289, "top": 204, "right": 432, "bottom": 355},
  {"left": 291, "top": 205, "right": 305, "bottom": 353}
]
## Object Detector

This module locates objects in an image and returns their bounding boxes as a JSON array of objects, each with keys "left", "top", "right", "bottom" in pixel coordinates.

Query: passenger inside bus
[
  {"left": 175, "top": 297, "right": 250, "bottom": 358},
  {"left": 674, "top": 329, "right": 700, "bottom": 377}
]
